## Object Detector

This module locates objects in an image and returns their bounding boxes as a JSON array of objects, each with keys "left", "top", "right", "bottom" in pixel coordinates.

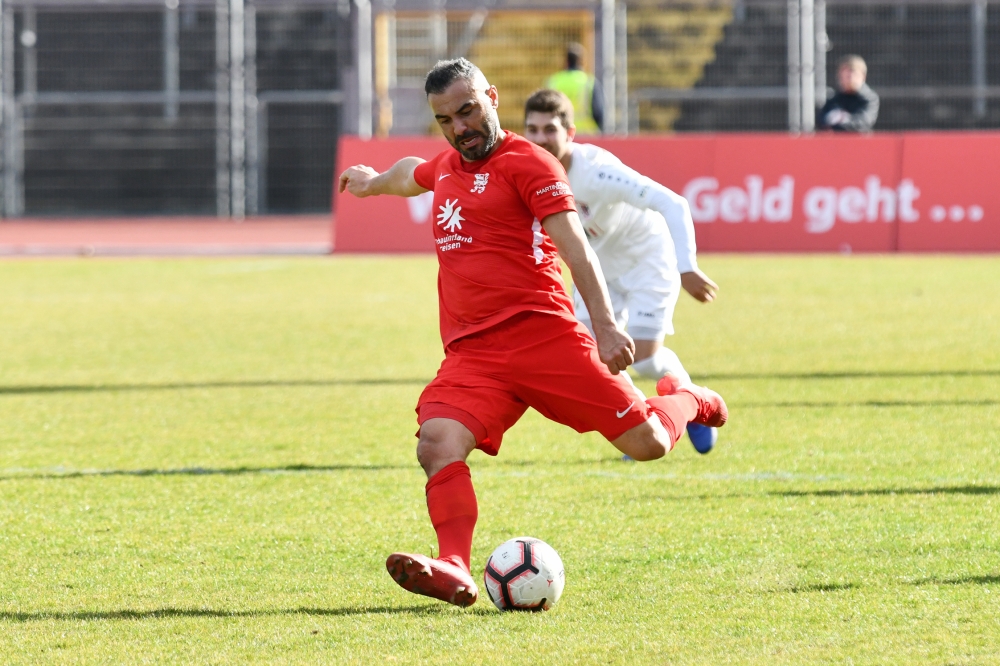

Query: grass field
[{"left": 1, "top": 254, "right": 998, "bottom": 664}]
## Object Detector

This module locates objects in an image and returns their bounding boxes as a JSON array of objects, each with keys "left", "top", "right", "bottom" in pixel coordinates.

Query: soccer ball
[{"left": 483, "top": 537, "right": 565, "bottom": 611}]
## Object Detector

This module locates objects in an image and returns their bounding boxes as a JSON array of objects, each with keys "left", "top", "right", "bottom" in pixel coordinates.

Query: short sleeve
[
  {"left": 512, "top": 144, "right": 576, "bottom": 221},
  {"left": 413, "top": 152, "right": 444, "bottom": 191}
]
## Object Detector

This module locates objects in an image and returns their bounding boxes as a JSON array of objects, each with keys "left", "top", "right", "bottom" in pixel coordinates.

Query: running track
[{"left": 0, "top": 216, "right": 333, "bottom": 257}]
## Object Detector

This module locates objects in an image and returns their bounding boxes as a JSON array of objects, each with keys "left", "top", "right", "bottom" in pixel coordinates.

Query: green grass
[{"left": 0, "top": 254, "right": 998, "bottom": 664}]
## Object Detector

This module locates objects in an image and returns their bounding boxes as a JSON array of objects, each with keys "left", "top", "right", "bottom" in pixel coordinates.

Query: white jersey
[{"left": 566, "top": 143, "right": 698, "bottom": 280}]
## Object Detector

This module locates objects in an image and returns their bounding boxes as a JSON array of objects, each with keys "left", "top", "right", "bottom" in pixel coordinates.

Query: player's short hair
[
  {"left": 424, "top": 58, "right": 483, "bottom": 96},
  {"left": 524, "top": 89, "right": 575, "bottom": 130},
  {"left": 838, "top": 54, "right": 867, "bottom": 74}
]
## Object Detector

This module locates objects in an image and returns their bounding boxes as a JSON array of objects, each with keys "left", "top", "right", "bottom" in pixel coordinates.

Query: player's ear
[
  {"left": 486, "top": 85, "right": 499, "bottom": 109},
  {"left": 567, "top": 124, "right": 577, "bottom": 142}
]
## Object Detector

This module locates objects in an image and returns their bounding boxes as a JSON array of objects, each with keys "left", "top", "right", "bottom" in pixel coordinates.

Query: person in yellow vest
[{"left": 546, "top": 43, "right": 605, "bottom": 135}]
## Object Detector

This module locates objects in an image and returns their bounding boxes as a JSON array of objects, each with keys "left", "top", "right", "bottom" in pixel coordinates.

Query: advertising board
[{"left": 333, "top": 132, "right": 1000, "bottom": 253}]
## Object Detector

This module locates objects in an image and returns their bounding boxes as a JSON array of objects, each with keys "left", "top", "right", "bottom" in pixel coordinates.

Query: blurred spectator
[
  {"left": 546, "top": 43, "right": 605, "bottom": 134},
  {"left": 818, "top": 55, "right": 879, "bottom": 132}
]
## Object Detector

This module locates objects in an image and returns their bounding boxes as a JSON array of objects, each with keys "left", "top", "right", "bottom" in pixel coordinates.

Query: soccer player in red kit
[{"left": 339, "top": 58, "right": 727, "bottom": 608}]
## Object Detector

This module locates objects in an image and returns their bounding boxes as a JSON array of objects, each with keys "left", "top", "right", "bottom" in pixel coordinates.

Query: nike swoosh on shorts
[{"left": 616, "top": 402, "right": 635, "bottom": 418}]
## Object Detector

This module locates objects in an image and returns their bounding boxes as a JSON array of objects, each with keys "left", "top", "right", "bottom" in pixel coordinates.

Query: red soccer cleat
[
  {"left": 385, "top": 552, "right": 479, "bottom": 608},
  {"left": 656, "top": 376, "right": 728, "bottom": 428}
]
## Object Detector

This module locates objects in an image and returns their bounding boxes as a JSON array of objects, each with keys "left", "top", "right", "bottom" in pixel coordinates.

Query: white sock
[
  {"left": 618, "top": 367, "right": 647, "bottom": 400},
  {"left": 631, "top": 347, "right": 692, "bottom": 385}
]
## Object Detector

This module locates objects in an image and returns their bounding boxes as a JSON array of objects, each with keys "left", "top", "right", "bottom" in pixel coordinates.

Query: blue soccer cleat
[{"left": 686, "top": 423, "right": 717, "bottom": 454}]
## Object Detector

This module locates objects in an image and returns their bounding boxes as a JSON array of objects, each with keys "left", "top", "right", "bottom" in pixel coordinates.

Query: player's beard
[{"left": 453, "top": 114, "right": 501, "bottom": 161}]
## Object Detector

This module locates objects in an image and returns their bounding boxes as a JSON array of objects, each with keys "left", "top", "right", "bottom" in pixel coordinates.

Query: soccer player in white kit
[{"left": 524, "top": 89, "right": 720, "bottom": 453}]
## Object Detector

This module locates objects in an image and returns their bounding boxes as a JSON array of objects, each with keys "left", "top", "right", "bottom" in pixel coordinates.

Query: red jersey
[{"left": 413, "top": 131, "right": 578, "bottom": 346}]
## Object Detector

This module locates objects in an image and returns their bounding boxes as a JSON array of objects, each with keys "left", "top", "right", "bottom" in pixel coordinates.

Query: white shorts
[{"left": 574, "top": 246, "right": 680, "bottom": 341}]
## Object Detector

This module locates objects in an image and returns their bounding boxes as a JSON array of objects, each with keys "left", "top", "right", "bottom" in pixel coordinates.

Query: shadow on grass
[
  {"left": 697, "top": 369, "right": 1000, "bottom": 381},
  {"left": 619, "top": 485, "right": 1000, "bottom": 505},
  {"left": 0, "top": 378, "right": 431, "bottom": 396},
  {"left": 788, "top": 582, "right": 858, "bottom": 593},
  {"left": 911, "top": 574, "right": 1000, "bottom": 586},
  {"left": 0, "top": 457, "right": 610, "bottom": 482},
  {"left": 0, "top": 605, "right": 458, "bottom": 623},
  {"left": 773, "top": 485, "right": 1000, "bottom": 497},
  {"left": 0, "top": 463, "right": 414, "bottom": 482},
  {"left": 4, "top": 369, "right": 997, "bottom": 398}
]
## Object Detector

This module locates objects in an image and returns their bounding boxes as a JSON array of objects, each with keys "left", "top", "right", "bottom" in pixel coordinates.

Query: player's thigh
[
  {"left": 510, "top": 317, "right": 649, "bottom": 441},
  {"left": 417, "top": 347, "right": 528, "bottom": 457},
  {"left": 620, "top": 257, "right": 681, "bottom": 338}
]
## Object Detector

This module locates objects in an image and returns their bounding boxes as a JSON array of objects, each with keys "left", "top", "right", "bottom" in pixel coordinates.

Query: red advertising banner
[
  {"left": 896, "top": 132, "right": 1000, "bottom": 252},
  {"left": 333, "top": 136, "right": 446, "bottom": 252},
  {"left": 333, "top": 131, "right": 1000, "bottom": 253}
]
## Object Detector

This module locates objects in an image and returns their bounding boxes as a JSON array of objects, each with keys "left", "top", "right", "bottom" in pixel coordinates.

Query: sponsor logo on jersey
[
  {"left": 535, "top": 182, "right": 571, "bottom": 197},
  {"left": 471, "top": 173, "right": 490, "bottom": 194},
  {"left": 438, "top": 173, "right": 452, "bottom": 181},
  {"left": 437, "top": 198, "right": 465, "bottom": 233},
  {"left": 436, "top": 232, "right": 473, "bottom": 252}
]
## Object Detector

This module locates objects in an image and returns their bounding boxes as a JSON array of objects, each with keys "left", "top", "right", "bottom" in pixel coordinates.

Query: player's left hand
[
  {"left": 595, "top": 324, "right": 635, "bottom": 375},
  {"left": 681, "top": 270, "right": 719, "bottom": 303}
]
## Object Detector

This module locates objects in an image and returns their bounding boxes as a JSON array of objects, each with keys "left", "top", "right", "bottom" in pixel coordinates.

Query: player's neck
[{"left": 559, "top": 145, "right": 574, "bottom": 172}]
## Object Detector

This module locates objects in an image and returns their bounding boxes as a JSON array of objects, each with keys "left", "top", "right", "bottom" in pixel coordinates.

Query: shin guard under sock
[
  {"left": 645, "top": 393, "right": 699, "bottom": 446},
  {"left": 425, "top": 461, "right": 478, "bottom": 573}
]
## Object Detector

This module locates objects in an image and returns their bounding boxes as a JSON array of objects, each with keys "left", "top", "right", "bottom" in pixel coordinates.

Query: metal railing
[
  {"left": 0, "top": 0, "right": 348, "bottom": 218},
  {"left": 627, "top": 0, "right": 1000, "bottom": 133}
]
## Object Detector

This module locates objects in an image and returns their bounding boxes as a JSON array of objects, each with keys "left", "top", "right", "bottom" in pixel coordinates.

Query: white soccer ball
[{"left": 483, "top": 537, "right": 565, "bottom": 611}]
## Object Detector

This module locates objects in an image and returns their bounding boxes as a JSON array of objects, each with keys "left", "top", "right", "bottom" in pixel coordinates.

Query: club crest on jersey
[
  {"left": 437, "top": 198, "right": 465, "bottom": 232},
  {"left": 471, "top": 173, "right": 490, "bottom": 194}
]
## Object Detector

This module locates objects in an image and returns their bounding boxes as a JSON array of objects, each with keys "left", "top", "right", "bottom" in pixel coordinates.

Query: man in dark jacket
[{"left": 818, "top": 54, "right": 879, "bottom": 132}]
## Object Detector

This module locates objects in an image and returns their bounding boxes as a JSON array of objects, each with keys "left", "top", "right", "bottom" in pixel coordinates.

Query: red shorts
[{"left": 416, "top": 311, "right": 651, "bottom": 455}]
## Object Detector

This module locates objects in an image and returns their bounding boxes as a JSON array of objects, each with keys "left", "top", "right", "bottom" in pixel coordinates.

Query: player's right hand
[
  {"left": 681, "top": 269, "right": 719, "bottom": 303},
  {"left": 595, "top": 325, "right": 635, "bottom": 375},
  {"left": 338, "top": 165, "right": 379, "bottom": 197}
]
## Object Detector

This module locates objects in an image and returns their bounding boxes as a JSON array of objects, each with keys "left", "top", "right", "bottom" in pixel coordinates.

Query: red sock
[
  {"left": 646, "top": 394, "right": 699, "bottom": 446},
  {"left": 425, "top": 461, "right": 478, "bottom": 574}
]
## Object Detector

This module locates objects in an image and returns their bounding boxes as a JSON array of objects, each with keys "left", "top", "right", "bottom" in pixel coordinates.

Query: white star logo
[{"left": 437, "top": 198, "right": 464, "bottom": 232}]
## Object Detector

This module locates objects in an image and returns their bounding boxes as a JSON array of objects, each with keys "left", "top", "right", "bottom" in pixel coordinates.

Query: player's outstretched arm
[
  {"left": 338, "top": 156, "right": 428, "bottom": 198},
  {"left": 600, "top": 160, "right": 720, "bottom": 302},
  {"left": 634, "top": 181, "right": 719, "bottom": 302},
  {"left": 542, "top": 210, "right": 635, "bottom": 375}
]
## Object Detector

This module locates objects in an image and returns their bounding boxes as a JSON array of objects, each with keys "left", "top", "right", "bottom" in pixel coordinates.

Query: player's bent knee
[
  {"left": 632, "top": 437, "right": 669, "bottom": 461},
  {"left": 416, "top": 417, "right": 478, "bottom": 477},
  {"left": 611, "top": 418, "right": 671, "bottom": 461}
]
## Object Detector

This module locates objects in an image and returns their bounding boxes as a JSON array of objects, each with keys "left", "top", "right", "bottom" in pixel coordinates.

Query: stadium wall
[{"left": 332, "top": 132, "right": 1000, "bottom": 253}]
